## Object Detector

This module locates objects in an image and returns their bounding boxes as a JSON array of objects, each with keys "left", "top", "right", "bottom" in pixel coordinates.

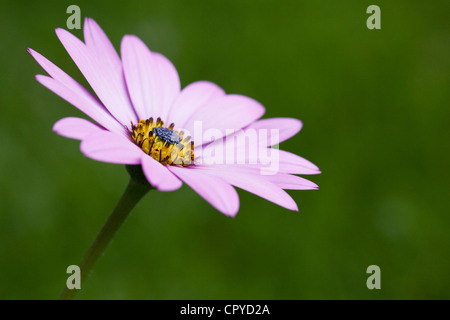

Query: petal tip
[
  {"left": 223, "top": 208, "right": 239, "bottom": 218},
  {"left": 55, "top": 27, "right": 71, "bottom": 39},
  {"left": 121, "top": 34, "right": 140, "bottom": 44},
  {"left": 34, "top": 74, "right": 46, "bottom": 82},
  {"left": 294, "top": 119, "right": 303, "bottom": 132}
]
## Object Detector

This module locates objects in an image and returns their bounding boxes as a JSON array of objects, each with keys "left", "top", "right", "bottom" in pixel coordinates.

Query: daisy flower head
[{"left": 28, "top": 18, "right": 320, "bottom": 217}]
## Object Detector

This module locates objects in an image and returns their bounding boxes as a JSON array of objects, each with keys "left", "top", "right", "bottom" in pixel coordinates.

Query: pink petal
[
  {"left": 80, "top": 131, "right": 142, "bottom": 165},
  {"left": 29, "top": 49, "right": 125, "bottom": 136},
  {"left": 166, "top": 81, "right": 225, "bottom": 128},
  {"left": 278, "top": 150, "right": 321, "bottom": 174},
  {"left": 53, "top": 117, "right": 104, "bottom": 140},
  {"left": 201, "top": 164, "right": 318, "bottom": 190},
  {"left": 244, "top": 117, "right": 303, "bottom": 147},
  {"left": 195, "top": 165, "right": 298, "bottom": 211},
  {"left": 263, "top": 173, "right": 319, "bottom": 190},
  {"left": 169, "top": 166, "right": 239, "bottom": 217},
  {"left": 141, "top": 156, "right": 182, "bottom": 192},
  {"left": 83, "top": 18, "right": 122, "bottom": 79},
  {"left": 183, "top": 94, "right": 265, "bottom": 146},
  {"left": 55, "top": 27, "right": 137, "bottom": 126},
  {"left": 200, "top": 147, "right": 319, "bottom": 175},
  {"left": 196, "top": 117, "right": 302, "bottom": 163},
  {"left": 197, "top": 134, "right": 320, "bottom": 175},
  {"left": 121, "top": 35, "right": 180, "bottom": 120}
]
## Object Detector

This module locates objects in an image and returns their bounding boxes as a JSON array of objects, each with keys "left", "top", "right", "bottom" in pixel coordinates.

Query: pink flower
[{"left": 28, "top": 18, "right": 320, "bottom": 217}]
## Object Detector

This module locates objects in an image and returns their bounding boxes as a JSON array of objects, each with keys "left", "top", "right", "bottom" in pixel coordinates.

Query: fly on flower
[{"left": 28, "top": 18, "right": 320, "bottom": 217}]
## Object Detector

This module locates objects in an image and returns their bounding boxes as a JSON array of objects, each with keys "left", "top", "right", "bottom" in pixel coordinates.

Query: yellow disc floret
[{"left": 130, "top": 117, "right": 195, "bottom": 166}]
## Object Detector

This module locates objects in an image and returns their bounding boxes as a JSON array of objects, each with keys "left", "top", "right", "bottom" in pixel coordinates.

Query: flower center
[{"left": 130, "top": 117, "right": 194, "bottom": 166}]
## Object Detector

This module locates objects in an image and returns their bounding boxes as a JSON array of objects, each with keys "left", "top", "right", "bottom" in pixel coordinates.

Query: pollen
[{"left": 130, "top": 117, "right": 195, "bottom": 166}]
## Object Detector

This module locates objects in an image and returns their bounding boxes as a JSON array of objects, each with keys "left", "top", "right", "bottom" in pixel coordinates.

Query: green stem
[{"left": 59, "top": 165, "right": 151, "bottom": 300}]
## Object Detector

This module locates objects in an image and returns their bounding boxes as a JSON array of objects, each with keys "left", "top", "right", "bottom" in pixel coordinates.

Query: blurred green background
[{"left": 1, "top": 0, "right": 449, "bottom": 299}]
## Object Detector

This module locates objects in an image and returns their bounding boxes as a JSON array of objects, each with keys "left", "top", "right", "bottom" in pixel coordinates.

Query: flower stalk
[{"left": 59, "top": 165, "right": 152, "bottom": 300}]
